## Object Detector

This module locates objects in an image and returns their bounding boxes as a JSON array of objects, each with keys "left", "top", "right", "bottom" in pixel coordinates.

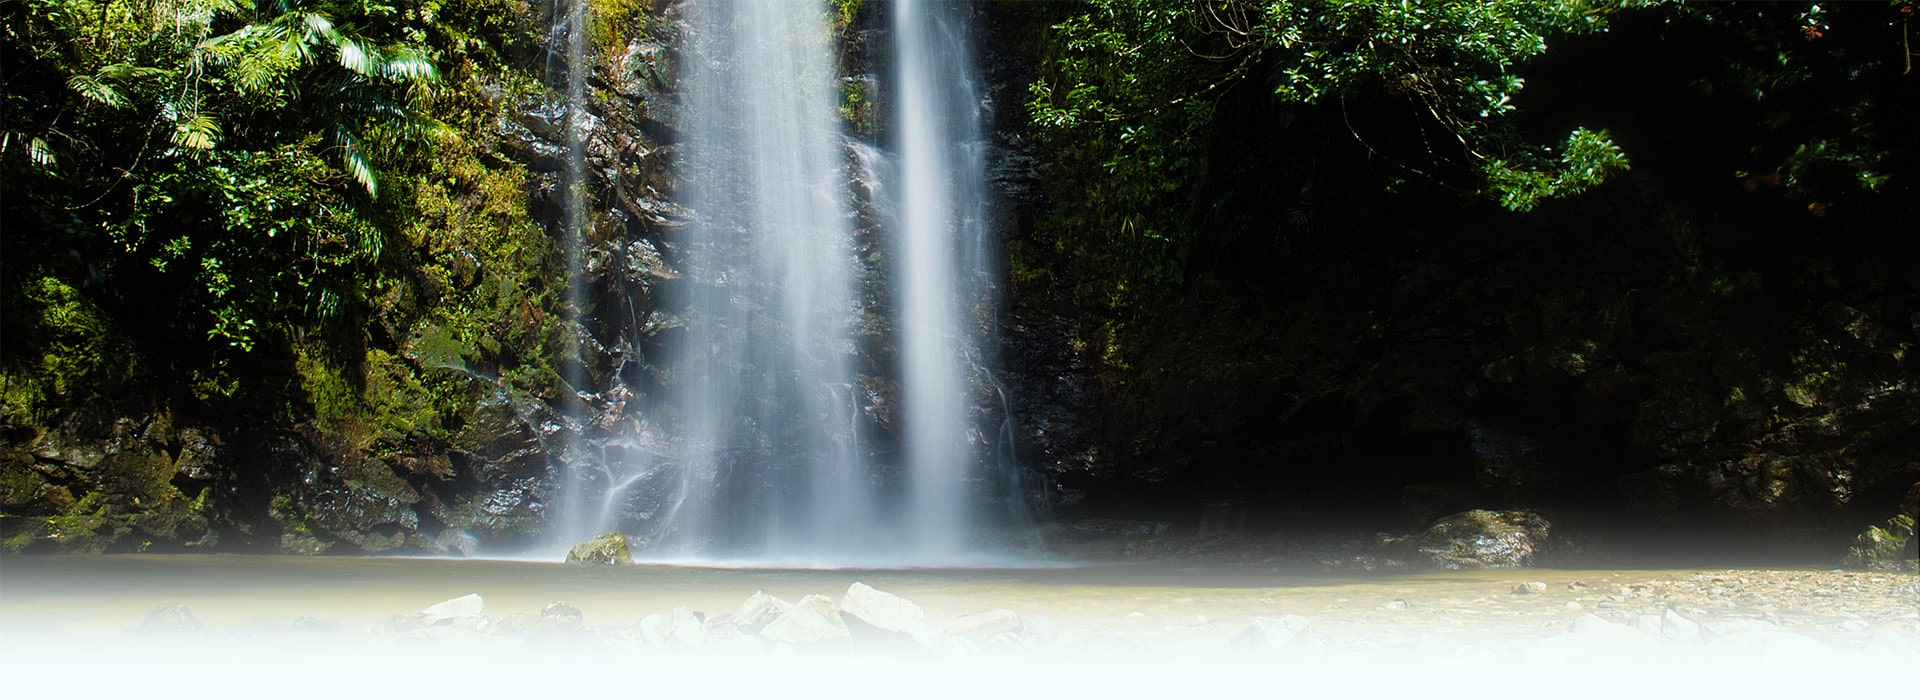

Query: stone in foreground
[
  {"left": 760, "top": 594, "right": 848, "bottom": 645},
  {"left": 565, "top": 531, "right": 633, "bottom": 565},
  {"left": 840, "top": 582, "right": 924, "bottom": 633}
]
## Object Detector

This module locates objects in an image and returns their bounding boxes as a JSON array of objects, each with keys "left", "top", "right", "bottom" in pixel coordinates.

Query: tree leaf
[{"left": 173, "top": 114, "right": 222, "bottom": 150}]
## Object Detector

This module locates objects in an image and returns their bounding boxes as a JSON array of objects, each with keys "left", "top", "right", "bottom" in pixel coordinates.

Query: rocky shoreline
[{"left": 110, "top": 569, "right": 1919, "bottom": 662}]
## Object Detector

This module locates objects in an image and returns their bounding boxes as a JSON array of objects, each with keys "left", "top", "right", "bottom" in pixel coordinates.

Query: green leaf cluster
[{"left": 2, "top": 0, "right": 568, "bottom": 515}]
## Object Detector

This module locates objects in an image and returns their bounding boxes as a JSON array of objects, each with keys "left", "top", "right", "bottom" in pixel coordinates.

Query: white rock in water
[
  {"left": 1024, "top": 615, "right": 1060, "bottom": 642},
  {"left": 1661, "top": 608, "right": 1703, "bottom": 643},
  {"left": 760, "top": 594, "right": 848, "bottom": 644},
  {"left": 721, "top": 591, "right": 792, "bottom": 634},
  {"left": 1529, "top": 613, "right": 1662, "bottom": 662},
  {"left": 1232, "top": 614, "right": 1325, "bottom": 660},
  {"left": 943, "top": 609, "right": 1022, "bottom": 640},
  {"left": 139, "top": 603, "right": 204, "bottom": 636},
  {"left": 840, "top": 582, "right": 924, "bottom": 633},
  {"left": 422, "top": 594, "right": 484, "bottom": 621},
  {"left": 638, "top": 613, "right": 669, "bottom": 647},
  {"left": 667, "top": 606, "right": 707, "bottom": 649},
  {"left": 1635, "top": 613, "right": 1663, "bottom": 638}
]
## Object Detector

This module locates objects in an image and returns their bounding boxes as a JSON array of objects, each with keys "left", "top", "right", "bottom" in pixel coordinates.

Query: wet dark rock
[
  {"left": 565, "top": 531, "right": 633, "bottom": 565},
  {"left": 1842, "top": 514, "right": 1916, "bottom": 571},
  {"left": 434, "top": 529, "right": 479, "bottom": 557},
  {"left": 1383, "top": 509, "right": 1552, "bottom": 569},
  {"left": 139, "top": 603, "right": 204, "bottom": 636},
  {"left": 1003, "top": 315, "right": 1106, "bottom": 506},
  {"left": 1467, "top": 420, "right": 1555, "bottom": 502}
]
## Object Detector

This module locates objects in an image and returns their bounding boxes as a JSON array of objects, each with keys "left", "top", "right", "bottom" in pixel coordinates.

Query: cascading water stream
[
  {"left": 553, "top": 0, "right": 596, "bottom": 551},
  {"left": 547, "top": 0, "right": 1016, "bottom": 565},
  {"left": 891, "top": 0, "right": 995, "bottom": 559},
  {"left": 666, "top": 0, "right": 872, "bottom": 561}
]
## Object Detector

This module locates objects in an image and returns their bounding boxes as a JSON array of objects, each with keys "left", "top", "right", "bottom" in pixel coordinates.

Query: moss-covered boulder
[
  {"left": 1842, "top": 514, "right": 1916, "bottom": 572},
  {"left": 1384, "top": 509, "right": 1553, "bottom": 569},
  {"left": 565, "top": 531, "right": 633, "bottom": 565}
]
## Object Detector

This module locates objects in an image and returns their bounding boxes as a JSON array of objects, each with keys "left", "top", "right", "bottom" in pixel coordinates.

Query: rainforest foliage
[
  {"left": 1018, "top": 0, "right": 1918, "bottom": 531},
  {"left": 1021, "top": 0, "right": 1914, "bottom": 373},
  {"left": 2, "top": 0, "right": 577, "bottom": 550}
]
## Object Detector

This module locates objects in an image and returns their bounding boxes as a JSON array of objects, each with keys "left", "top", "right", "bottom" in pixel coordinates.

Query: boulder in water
[
  {"left": 540, "top": 601, "right": 584, "bottom": 629},
  {"left": 565, "top": 531, "right": 633, "bottom": 565},
  {"left": 415, "top": 593, "right": 490, "bottom": 632},
  {"left": 1231, "top": 614, "right": 1325, "bottom": 660},
  {"left": 840, "top": 583, "right": 924, "bottom": 633},
  {"left": 1526, "top": 613, "right": 1662, "bottom": 662},
  {"left": 1386, "top": 509, "right": 1552, "bottom": 569},
  {"left": 667, "top": 606, "right": 707, "bottom": 649},
  {"left": 139, "top": 603, "right": 204, "bottom": 636},
  {"left": 422, "top": 593, "right": 484, "bottom": 621},
  {"left": 759, "top": 594, "right": 848, "bottom": 645},
  {"left": 710, "top": 591, "right": 791, "bottom": 635}
]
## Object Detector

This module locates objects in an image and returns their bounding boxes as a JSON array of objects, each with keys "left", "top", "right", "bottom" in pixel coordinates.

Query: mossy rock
[
  {"left": 1842, "top": 514, "right": 1916, "bottom": 572},
  {"left": 1385, "top": 509, "right": 1553, "bottom": 569},
  {"left": 566, "top": 531, "right": 633, "bottom": 565}
]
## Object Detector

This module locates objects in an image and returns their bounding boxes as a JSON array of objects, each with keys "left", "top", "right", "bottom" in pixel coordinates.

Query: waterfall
[
  {"left": 665, "top": 0, "right": 870, "bottom": 561},
  {"left": 571, "top": 0, "right": 1014, "bottom": 565},
  {"left": 554, "top": 0, "right": 596, "bottom": 550},
  {"left": 891, "top": 0, "right": 995, "bottom": 559}
]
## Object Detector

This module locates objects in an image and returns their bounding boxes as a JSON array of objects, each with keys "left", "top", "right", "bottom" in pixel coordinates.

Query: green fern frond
[
  {"left": 336, "top": 39, "right": 374, "bottom": 76},
  {"left": 381, "top": 49, "right": 438, "bottom": 81},
  {"left": 173, "top": 114, "right": 221, "bottom": 150},
  {"left": 27, "top": 136, "right": 56, "bottom": 167},
  {"left": 335, "top": 128, "right": 378, "bottom": 197},
  {"left": 68, "top": 75, "right": 129, "bottom": 108},
  {"left": 96, "top": 64, "right": 171, "bottom": 81}
]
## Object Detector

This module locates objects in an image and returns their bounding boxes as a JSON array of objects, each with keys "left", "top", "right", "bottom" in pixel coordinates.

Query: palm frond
[
  {"left": 381, "top": 48, "right": 438, "bottom": 82},
  {"left": 97, "top": 64, "right": 173, "bottom": 81},
  {"left": 334, "top": 127, "right": 378, "bottom": 197},
  {"left": 69, "top": 74, "right": 129, "bottom": 108},
  {"left": 27, "top": 136, "right": 57, "bottom": 167},
  {"left": 173, "top": 113, "right": 222, "bottom": 150},
  {"left": 336, "top": 38, "right": 374, "bottom": 76}
]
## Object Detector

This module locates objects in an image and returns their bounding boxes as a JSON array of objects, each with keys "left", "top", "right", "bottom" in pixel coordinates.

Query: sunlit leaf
[
  {"left": 28, "top": 136, "right": 56, "bottom": 167},
  {"left": 68, "top": 75, "right": 128, "bottom": 108},
  {"left": 173, "top": 114, "right": 222, "bottom": 150},
  {"left": 335, "top": 129, "right": 378, "bottom": 197}
]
